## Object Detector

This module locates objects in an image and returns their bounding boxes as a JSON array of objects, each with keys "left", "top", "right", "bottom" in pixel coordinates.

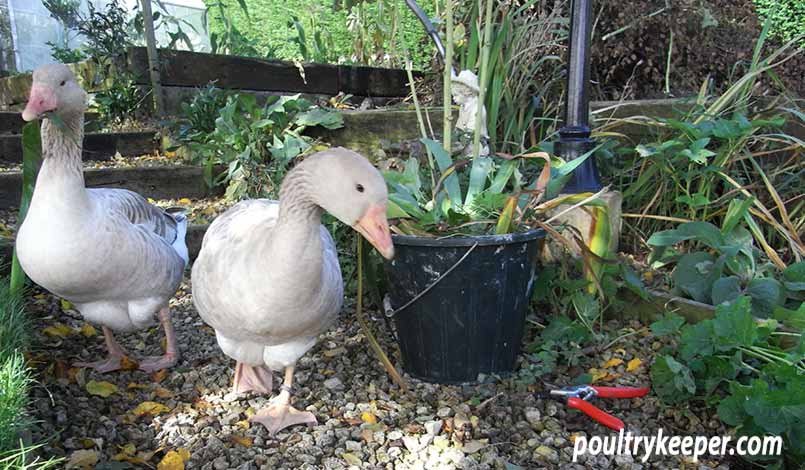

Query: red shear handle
[
  {"left": 568, "top": 397, "right": 625, "bottom": 431},
  {"left": 592, "top": 386, "right": 650, "bottom": 398}
]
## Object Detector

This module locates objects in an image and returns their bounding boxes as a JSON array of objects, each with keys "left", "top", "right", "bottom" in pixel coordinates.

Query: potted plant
[{"left": 380, "top": 0, "right": 606, "bottom": 383}]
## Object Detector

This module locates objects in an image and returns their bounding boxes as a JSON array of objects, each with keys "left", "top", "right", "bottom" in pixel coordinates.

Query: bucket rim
[{"left": 390, "top": 227, "right": 546, "bottom": 247}]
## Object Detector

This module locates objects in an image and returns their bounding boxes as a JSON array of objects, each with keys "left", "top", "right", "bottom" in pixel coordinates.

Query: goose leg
[
  {"left": 249, "top": 365, "right": 317, "bottom": 435},
  {"left": 233, "top": 362, "right": 273, "bottom": 395},
  {"left": 139, "top": 307, "right": 179, "bottom": 372},
  {"left": 74, "top": 326, "right": 128, "bottom": 373}
]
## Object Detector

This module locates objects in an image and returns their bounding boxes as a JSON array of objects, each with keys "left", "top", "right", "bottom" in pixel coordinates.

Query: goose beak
[
  {"left": 22, "top": 84, "right": 57, "bottom": 122},
  {"left": 354, "top": 203, "right": 394, "bottom": 260}
]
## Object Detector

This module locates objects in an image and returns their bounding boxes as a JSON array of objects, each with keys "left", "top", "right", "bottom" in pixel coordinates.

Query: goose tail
[{"left": 165, "top": 207, "right": 190, "bottom": 267}]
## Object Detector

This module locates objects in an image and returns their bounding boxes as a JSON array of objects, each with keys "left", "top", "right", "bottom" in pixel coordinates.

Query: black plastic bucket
[{"left": 383, "top": 229, "right": 545, "bottom": 383}]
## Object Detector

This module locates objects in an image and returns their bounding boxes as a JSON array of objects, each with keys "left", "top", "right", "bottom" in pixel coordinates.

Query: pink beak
[
  {"left": 354, "top": 203, "right": 395, "bottom": 260},
  {"left": 22, "top": 84, "right": 57, "bottom": 122}
]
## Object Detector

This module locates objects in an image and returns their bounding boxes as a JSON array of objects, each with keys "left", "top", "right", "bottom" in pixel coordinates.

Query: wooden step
[
  {"left": 0, "top": 165, "right": 222, "bottom": 209},
  {"left": 0, "top": 112, "right": 102, "bottom": 135},
  {"left": 0, "top": 130, "right": 158, "bottom": 164}
]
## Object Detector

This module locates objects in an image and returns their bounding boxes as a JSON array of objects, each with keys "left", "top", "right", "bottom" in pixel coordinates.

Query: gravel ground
[
  {"left": 0, "top": 151, "right": 186, "bottom": 174},
  {"left": 23, "top": 278, "right": 735, "bottom": 470}
]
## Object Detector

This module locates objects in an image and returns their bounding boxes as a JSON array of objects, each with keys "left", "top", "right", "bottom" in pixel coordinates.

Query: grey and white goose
[
  {"left": 192, "top": 148, "right": 394, "bottom": 435},
  {"left": 16, "top": 64, "right": 188, "bottom": 373}
]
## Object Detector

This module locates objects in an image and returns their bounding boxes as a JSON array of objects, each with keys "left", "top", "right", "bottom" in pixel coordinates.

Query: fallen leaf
[
  {"left": 43, "top": 323, "right": 74, "bottom": 338},
  {"left": 230, "top": 435, "right": 253, "bottom": 448},
  {"left": 323, "top": 347, "right": 347, "bottom": 357},
  {"left": 61, "top": 299, "right": 75, "bottom": 311},
  {"left": 360, "top": 428, "right": 374, "bottom": 443},
  {"left": 66, "top": 449, "right": 99, "bottom": 469},
  {"left": 361, "top": 411, "right": 378, "bottom": 424},
  {"left": 589, "top": 368, "right": 608, "bottom": 383},
  {"left": 602, "top": 358, "right": 624, "bottom": 369},
  {"left": 342, "top": 453, "right": 362, "bottom": 466},
  {"left": 120, "top": 356, "right": 139, "bottom": 370},
  {"left": 176, "top": 448, "right": 190, "bottom": 462},
  {"left": 128, "top": 382, "right": 149, "bottom": 390},
  {"left": 131, "top": 401, "right": 170, "bottom": 418},
  {"left": 177, "top": 197, "right": 192, "bottom": 205},
  {"left": 157, "top": 450, "right": 185, "bottom": 470},
  {"left": 614, "top": 348, "right": 627, "bottom": 355},
  {"left": 86, "top": 380, "right": 118, "bottom": 398},
  {"left": 461, "top": 440, "right": 488, "bottom": 454},
  {"left": 627, "top": 358, "right": 643, "bottom": 372},
  {"left": 154, "top": 387, "right": 174, "bottom": 399},
  {"left": 235, "top": 420, "right": 250, "bottom": 430},
  {"left": 152, "top": 369, "right": 168, "bottom": 384},
  {"left": 80, "top": 324, "right": 97, "bottom": 337}
]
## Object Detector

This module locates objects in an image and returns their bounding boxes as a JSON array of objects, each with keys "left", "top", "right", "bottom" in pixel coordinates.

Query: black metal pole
[{"left": 556, "top": 0, "right": 601, "bottom": 193}]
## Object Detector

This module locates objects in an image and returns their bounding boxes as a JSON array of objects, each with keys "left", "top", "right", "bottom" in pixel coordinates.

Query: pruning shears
[{"left": 535, "top": 385, "right": 650, "bottom": 431}]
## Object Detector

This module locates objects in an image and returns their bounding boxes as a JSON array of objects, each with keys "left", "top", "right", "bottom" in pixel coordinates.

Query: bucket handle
[{"left": 383, "top": 242, "right": 479, "bottom": 317}]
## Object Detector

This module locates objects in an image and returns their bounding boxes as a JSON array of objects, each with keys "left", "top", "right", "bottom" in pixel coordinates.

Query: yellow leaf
[
  {"left": 177, "top": 448, "right": 190, "bottom": 462},
  {"left": 79, "top": 324, "right": 97, "bottom": 337},
  {"left": 177, "top": 198, "right": 192, "bottom": 205},
  {"left": 603, "top": 358, "right": 623, "bottom": 369},
  {"left": 235, "top": 420, "right": 250, "bottom": 430},
  {"left": 86, "top": 380, "right": 118, "bottom": 398},
  {"left": 61, "top": 299, "right": 75, "bottom": 311},
  {"left": 128, "top": 382, "right": 149, "bottom": 389},
  {"left": 627, "top": 358, "right": 643, "bottom": 372},
  {"left": 360, "top": 411, "right": 378, "bottom": 424},
  {"left": 157, "top": 451, "right": 185, "bottom": 470},
  {"left": 43, "top": 323, "right": 75, "bottom": 338},
  {"left": 66, "top": 449, "right": 99, "bottom": 469},
  {"left": 231, "top": 435, "right": 253, "bottom": 447},
  {"left": 615, "top": 348, "right": 626, "bottom": 355},
  {"left": 117, "top": 443, "right": 136, "bottom": 456},
  {"left": 131, "top": 401, "right": 170, "bottom": 417},
  {"left": 589, "top": 368, "right": 608, "bottom": 383}
]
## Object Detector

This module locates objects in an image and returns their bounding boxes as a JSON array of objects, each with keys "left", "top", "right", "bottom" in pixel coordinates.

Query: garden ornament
[{"left": 451, "top": 69, "right": 489, "bottom": 156}]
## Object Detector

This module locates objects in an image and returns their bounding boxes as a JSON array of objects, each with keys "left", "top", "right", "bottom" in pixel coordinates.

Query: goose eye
[
  {"left": 355, "top": 183, "right": 365, "bottom": 193},
  {"left": 60, "top": 80, "right": 66, "bottom": 87}
]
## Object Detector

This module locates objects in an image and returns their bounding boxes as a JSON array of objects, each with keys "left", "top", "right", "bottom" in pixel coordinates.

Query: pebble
[{"left": 323, "top": 377, "right": 344, "bottom": 390}]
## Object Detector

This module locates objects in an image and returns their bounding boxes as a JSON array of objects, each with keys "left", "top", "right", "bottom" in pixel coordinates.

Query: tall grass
[
  {"left": 455, "top": 0, "right": 567, "bottom": 154},
  {"left": 599, "top": 28, "right": 805, "bottom": 263},
  {"left": 0, "top": 280, "right": 30, "bottom": 452}
]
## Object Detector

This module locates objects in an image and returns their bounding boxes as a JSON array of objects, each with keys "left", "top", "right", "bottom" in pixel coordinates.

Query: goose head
[
  {"left": 22, "top": 64, "right": 87, "bottom": 122},
  {"left": 299, "top": 148, "right": 394, "bottom": 260}
]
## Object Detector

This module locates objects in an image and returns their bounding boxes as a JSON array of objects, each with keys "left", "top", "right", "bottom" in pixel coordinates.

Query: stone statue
[{"left": 451, "top": 70, "right": 489, "bottom": 156}]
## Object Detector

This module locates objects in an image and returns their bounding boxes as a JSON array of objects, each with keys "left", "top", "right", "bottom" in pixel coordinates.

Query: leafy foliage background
[{"left": 203, "top": 0, "right": 438, "bottom": 69}]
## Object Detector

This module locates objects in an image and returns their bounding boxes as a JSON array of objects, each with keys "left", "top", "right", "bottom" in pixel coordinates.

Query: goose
[
  {"left": 16, "top": 64, "right": 188, "bottom": 373},
  {"left": 191, "top": 147, "right": 394, "bottom": 435}
]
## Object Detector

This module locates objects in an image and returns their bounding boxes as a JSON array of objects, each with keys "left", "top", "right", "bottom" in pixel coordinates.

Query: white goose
[
  {"left": 192, "top": 148, "right": 394, "bottom": 435},
  {"left": 16, "top": 64, "right": 188, "bottom": 373}
]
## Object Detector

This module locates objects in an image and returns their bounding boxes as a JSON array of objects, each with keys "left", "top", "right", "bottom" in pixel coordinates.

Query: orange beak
[
  {"left": 22, "top": 84, "right": 57, "bottom": 122},
  {"left": 354, "top": 203, "right": 394, "bottom": 260}
]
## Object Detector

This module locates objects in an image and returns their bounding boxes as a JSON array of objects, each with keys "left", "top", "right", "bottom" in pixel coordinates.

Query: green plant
[
  {"left": 93, "top": 78, "right": 147, "bottom": 125},
  {"left": 454, "top": 0, "right": 567, "bottom": 154},
  {"left": 177, "top": 93, "right": 343, "bottom": 200},
  {"left": 173, "top": 83, "right": 229, "bottom": 143},
  {"left": 0, "top": 277, "right": 29, "bottom": 452},
  {"left": 753, "top": 0, "right": 805, "bottom": 45},
  {"left": 43, "top": 0, "right": 86, "bottom": 63},
  {"left": 289, "top": 14, "right": 336, "bottom": 63},
  {"left": 606, "top": 29, "right": 804, "bottom": 263},
  {"left": 650, "top": 295, "right": 805, "bottom": 463},
  {"left": 77, "top": 0, "right": 132, "bottom": 62},
  {"left": 10, "top": 123, "right": 41, "bottom": 298},
  {"left": 207, "top": 0, "right": 264, "bottom": 57},
  {"left": 647, "top": 203, "right": 802, "bottom": 318},
  {"left": 346, "top": 0, "right": 399, "bottom": 66}
]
